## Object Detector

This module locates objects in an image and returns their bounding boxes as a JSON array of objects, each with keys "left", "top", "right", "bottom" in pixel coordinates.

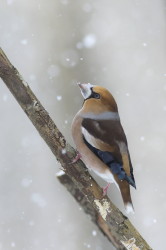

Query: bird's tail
[
  {"left": 124, "top": 201, "right": 134, "bottom": 214},
  {"left": 119, "top": 181, "right": 134, "bottom": 214}
]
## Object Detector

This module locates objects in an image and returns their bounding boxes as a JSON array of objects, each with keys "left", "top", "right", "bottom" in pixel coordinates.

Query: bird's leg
[
  {"left": 102, "top": 183, "right": 111, "bottom": 196},
  {"left": 69, "top": 151, "right": 82, "bottom": 164}
]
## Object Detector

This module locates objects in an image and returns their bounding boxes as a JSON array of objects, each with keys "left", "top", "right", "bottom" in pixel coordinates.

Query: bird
[{"left": 71, "top": 83, "right": 136, "bottom": 214}]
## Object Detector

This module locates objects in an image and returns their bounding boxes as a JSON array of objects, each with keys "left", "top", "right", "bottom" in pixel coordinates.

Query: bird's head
[{"left": 78, "top": 83, "right": 118, "bottom": 113}]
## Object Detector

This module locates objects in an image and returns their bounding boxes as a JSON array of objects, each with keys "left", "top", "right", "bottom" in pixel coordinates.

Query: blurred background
[{"left": 0, "top": 0, "right": 166, "bottom": 249}]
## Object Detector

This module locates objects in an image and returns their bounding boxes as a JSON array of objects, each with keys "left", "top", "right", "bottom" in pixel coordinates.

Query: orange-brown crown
[{"left": 82, "top": 85, "right": 118, "bottom": 114}]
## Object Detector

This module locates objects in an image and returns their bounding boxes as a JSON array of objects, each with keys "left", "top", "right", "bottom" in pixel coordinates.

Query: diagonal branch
[{"left": 0, "top": 48, "right": 152, "bottom": 250}]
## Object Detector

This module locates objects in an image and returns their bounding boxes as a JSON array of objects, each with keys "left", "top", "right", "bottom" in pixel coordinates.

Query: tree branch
[{"left": 0, "top": 48, "right": 152, "bottom": 250}]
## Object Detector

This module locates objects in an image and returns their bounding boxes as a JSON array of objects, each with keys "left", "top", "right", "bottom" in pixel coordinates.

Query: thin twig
[{"left": 0, "top": 48, "right": 152, "bottom": 250}]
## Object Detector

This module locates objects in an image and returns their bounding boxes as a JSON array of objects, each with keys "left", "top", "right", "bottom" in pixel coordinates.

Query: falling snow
[
  {"left": 56, "top": 170, "right": 65, "bottom": 177},
  {"left": 20, "top": 39, "right": 28, "bottom": 45},
  {"left": 82, "top": 34, "right": 96, "bottom": 48},
  {"left": 143, "top": 217, "right": 158, "bottom": 227},
  {"left": 61, "top": 148, "right": 66, "bottom": 154},
  {"left": 31, "top": 193, "right": 47, "bottom": 208},
  {"left": 29, "top": 220, "right": 35, "bottom": 226},
  {"left": 0, "top": 1, "right": 165, "bottom": 250},
  {"left": 57, "top": 218, "right": 62, "bottom": 223},
  {"left": 140, "top": 136, "right": 145, "bottom": 141},
  {"left": 83, "top": 242, "right": 91, "bottom": 248},
  {"left": 11, "top": 242, "right": 16, "bottom": 248},
  {"left": 3, "top": 94, "right": 8, "bottom": 102},
  {"left": 6, "top": 0, "right": 14, "bottom": 5},
  {"left": 60, "top": 49, "right": 79, "bottom": 68},
  {"left": 92, "top": 230, "right": 97, "bottom": 236},
  {"left": 153, "top": 219, "right": 157, "bottom": 223},
  {"left": 21, "top": 178, "right": 32, "bottom": 187},
  {"left": 29, "top": 74, "right": 36, "bottom": 81},
  {"left": 47, "top": 65, "right": 60, "bottom": 79},
  {"left": 56, "top": 95, "right": 62, "bottom": 101}
]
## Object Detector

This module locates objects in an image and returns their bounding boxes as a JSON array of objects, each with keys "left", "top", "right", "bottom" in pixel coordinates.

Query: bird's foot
[
  {"left": 102, "top": 183, "right": 110, "bottom": 196},
  {"left": 69, "top": 151, "right": 82, "bottom": 164}
]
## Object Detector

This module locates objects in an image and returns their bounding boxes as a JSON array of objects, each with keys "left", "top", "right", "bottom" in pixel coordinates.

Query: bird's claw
[
  {"left": 102, "top": 183, "right": 110, "bottom": 196},
  {"left": 69, "top": 152, "right": 82, "bottom": 164}
]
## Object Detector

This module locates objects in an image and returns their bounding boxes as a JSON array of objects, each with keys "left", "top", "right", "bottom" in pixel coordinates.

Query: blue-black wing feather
[{"left": 83, "top": 137, "right": 136, "bottom": 188}]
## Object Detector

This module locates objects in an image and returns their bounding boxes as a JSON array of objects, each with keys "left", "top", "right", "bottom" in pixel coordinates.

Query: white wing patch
[{"left": 81, "top": 127, "right": 97, "bottom": 147}]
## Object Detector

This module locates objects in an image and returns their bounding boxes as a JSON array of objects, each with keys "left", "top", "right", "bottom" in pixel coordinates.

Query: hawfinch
[{"left": 71, "top": 83, "right": 136, "bottom": 214}]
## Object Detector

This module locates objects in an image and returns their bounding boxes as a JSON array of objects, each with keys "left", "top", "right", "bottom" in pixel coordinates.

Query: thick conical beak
[{"left": 77, "top": 83, "right": 93, "bottom": 99}]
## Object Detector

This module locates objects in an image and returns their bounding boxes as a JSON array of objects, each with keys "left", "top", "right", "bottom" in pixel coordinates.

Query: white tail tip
[{"left": 125, "top": 202, "right": 135, "bottom": 214}]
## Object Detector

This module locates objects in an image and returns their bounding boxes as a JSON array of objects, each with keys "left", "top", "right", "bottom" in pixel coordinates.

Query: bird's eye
[{"left": 93, "top": 93, "right": 100, "bottom": 99}]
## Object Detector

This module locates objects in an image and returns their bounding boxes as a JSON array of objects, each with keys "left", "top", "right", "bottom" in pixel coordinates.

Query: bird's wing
[{"left": 82, "top": 118, "right": 136, "bottom": 188}]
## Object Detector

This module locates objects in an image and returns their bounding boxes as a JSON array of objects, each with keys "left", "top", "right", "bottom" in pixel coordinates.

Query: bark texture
[{"left": 0, "top": 48, "right": 152, "bottom": 250}]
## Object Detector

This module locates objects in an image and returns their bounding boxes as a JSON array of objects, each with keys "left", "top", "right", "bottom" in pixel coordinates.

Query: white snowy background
[{"left": 0, "top": 0, "right": 166, "bottom": 249}]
